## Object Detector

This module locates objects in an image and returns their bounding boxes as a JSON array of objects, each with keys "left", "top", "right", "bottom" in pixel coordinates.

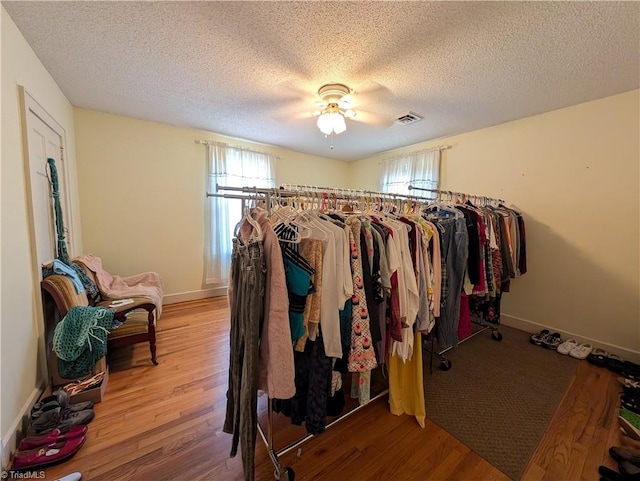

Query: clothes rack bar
[{"left": 408, "top": 184, "right": 506, "bottom": 205}]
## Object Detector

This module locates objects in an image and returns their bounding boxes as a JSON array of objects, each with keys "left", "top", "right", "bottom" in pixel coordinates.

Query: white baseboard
[
  {"left": 1, "top": 384, "right": 44, "bottom": 471},
  {"left": 163, "top": 287, "right": 227, "bottom": 305},
  {"left": 501, "top": 313, "right": 640, "bottom": 363}
]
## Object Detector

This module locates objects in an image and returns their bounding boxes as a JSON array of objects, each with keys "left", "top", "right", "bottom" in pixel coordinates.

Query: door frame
[{"left": 18, "top": 85, "right": 73, "bottom": 383}]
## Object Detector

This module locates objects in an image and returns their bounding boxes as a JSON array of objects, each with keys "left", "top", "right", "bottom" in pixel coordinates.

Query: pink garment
[
  {"left": 458, "top": 292, "right": 472, "bottom": 339},
  {"left": 236, "top": 208, "right": 295, "bottom": 400},
  {"left": 75, "top": 254, "right": 164, "bottom": 319}
]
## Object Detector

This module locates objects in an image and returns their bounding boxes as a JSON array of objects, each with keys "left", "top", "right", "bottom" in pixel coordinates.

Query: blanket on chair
[{"left": 75, "top": 254, "right": 164, "bottom": 319}]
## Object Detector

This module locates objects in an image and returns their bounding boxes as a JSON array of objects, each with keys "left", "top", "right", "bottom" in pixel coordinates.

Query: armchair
[{"left": 41, "top": 274, "right": 158, "bottom": 384}]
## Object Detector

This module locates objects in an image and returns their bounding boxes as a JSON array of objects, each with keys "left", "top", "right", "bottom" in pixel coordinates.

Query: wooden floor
[{"left": 33, "top": 298, "right": 635, "bottom": 481}]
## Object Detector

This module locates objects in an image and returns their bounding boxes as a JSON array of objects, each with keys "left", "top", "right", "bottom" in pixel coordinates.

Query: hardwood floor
[{"left": 33, "top": 298, "right": 629, "bottom": 481}]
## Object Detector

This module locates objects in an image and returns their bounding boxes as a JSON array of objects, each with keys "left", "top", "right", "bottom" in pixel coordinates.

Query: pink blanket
[{"left": 75, "top": 254, "right": 164, "bottom": 320}]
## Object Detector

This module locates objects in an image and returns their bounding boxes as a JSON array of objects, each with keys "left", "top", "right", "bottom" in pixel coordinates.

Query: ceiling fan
[
  {"left": 272, "top": 79, "right": 393, "bottom": 132},
  {"left": 312, "top": 83, "right": 357, "bottom": 136}
]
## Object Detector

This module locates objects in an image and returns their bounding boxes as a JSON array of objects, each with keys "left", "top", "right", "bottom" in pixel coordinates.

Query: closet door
[{"left": 20, "top": 86, "right": 72, "bottom": 279}]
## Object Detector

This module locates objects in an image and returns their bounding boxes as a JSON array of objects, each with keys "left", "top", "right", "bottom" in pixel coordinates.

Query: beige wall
[
  {"left": 1, "top": 6, "right": 81, "bottom": 460},
  {"left": 351, "top": 90, "right": 640, "bottom": 357},
  {"left": 73, "top": 109, "right": 351, "bottom": 298}
]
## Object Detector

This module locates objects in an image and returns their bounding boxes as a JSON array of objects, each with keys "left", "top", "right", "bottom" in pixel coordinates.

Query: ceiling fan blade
[
  {"left": 352, "top": 80, "right": 393, "bottom": 106},
  {"left": 351, "top": 109, "right": 394, "bottom": 128},
  {"left": 271, "top": 109, "right": 316, "bottom": 124},
  {"left": 276, "top": 79, "right": 316, "bottom": 100},
  {"left": 337, "top": 98, "right": 352, "bottom": 109}
]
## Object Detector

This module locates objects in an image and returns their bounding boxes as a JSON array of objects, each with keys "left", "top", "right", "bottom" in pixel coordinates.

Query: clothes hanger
[
  {"left": 234, "top": 197, "right": 263, "bottom": 240},
  {"left": 276, "top": 194, "right": 315, "bottom": 240},
  {"left": 424, "top": 193, "right": 462, "bottom": 220}
]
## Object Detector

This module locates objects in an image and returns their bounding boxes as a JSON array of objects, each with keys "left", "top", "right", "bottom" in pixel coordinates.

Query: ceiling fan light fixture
[
  {"left": 315, "top": 84, "right": 354, "bottom": 137},
  {"left": 317, "top": 109, "right": 346, "bottom": 135}
]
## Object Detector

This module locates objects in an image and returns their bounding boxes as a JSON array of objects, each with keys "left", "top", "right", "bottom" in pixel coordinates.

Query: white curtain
[
  {"left": 205, "top": 143, "right": 276, "bottom": 285},
  {"left": 380, "top": 149, "right": 440, "bottom": 197}
]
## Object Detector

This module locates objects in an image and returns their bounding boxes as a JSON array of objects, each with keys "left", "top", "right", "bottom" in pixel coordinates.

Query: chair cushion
[{"left": 108, "top": 311, "right": 150, "bottom": 340}]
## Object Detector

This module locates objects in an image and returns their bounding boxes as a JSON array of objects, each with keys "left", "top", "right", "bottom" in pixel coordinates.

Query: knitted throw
[{"left": 53, "top": 305, "right": 117, "bottom": 379}]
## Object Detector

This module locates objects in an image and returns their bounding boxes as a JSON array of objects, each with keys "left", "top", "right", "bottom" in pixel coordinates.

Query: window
[
  {"left": 205, "top": 142, "right": 276, "bottom": 285},
  {"left": 380, "top": 148, "right": 441, "bottom": 198}
]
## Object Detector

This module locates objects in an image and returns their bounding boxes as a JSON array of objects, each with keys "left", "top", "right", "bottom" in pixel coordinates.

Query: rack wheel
[
  {"left": 274, "top": 467, "right": 295, "bottom": 481},
  {"left": 439, "top": 359, "right": 452, "bottom": 371},
  {"left": 492, "top": 331, "right": 503, "bottom": 341}
]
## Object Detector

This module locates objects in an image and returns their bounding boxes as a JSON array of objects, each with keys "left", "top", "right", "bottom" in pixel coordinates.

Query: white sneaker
[
  {"left": 556, "top": 338, "right": 578, "bottom": 355},
  {"left": 54, "top": 473, "right": 82, "bottom": 481},
  {"left": 569, "top": 343, "right": 593, "bottom": 360}
]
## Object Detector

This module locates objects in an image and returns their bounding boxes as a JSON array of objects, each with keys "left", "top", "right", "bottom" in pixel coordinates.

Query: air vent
[{"left": 395, "top": 111, "right": 424, "bottom": 125}]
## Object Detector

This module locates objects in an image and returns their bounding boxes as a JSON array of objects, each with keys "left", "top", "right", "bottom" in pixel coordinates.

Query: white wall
[
  {"left": 1, "top": 6, "right": 81, "bottom": 465},
  {"left": 73, "top": 109, "right": 351, "bottom": 300},
  {"left": 351, "top": 90, "right": 640, "bottom": 359}
]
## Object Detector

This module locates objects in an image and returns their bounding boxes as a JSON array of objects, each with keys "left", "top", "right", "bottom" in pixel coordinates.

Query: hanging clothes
[{"left": 221, "top": 186, "right": 527, "bottom": 479}]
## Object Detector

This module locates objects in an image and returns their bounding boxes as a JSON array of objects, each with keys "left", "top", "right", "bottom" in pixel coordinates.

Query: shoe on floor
[
  {"left": 29, "top": 407, "right": 95, "bottom": 436},
  {"left": 569, "top": 343, "right": 593, "bottom": 360},
  {"left": 31, "top": 390, "right": 70, "bottom": 415},
  {"left": 625, "top": 361, "right": 640, "bottom": 373},
  {"left": 587, "top": 348, "right": 609, "bottom": 367},
  {"left": 598, "top": 465, "right": 625, "bottom": 481},
  {"left": 11, "top": 436, "right": 86, "bottom": 471},
  {"left": 621, "top": 396, "right": 640, "bottom": 415},
  {"left": 54, "top": 473, "right": 82, "bottom": 481},
  {"left": 619, "top": 459, "right": 640, "bottom": 478},
  {"left": 557, "top": 338, "right": 579, "bottom": 355},
  {"left": 609, "top": 446, "right": 640, "bottom": 466},
  {"left": 542, "top": 332, "right": 562, "bottom": 350},
  {"left": 619, "top": 377, "right": 640, "bottom": 389},
  {"left": 19, "top": 425, "right": 87, "bottom": 451},
  {"left": 619, "top": 408, "right": 640, "bottom": 441},
  {"left": 530, "top": 329, "right": 550, "bottom": 345},
  {"left": 623, "top": 369, "right": 640, "bottom": 383},
  {"left": 607, "top": 354, "right": 626, "bottom": 374}
]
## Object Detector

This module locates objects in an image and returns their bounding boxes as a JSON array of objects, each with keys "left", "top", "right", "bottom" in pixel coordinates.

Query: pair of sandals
[
  {"left": 529, "top": 329, "right": 562, "bottom": 349},
  {"left": 62, "top": 371, "right": 105, "bottom": 396}
]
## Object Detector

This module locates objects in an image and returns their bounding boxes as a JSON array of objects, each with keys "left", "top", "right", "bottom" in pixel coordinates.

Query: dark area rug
[{"left": 423, "top": 325, "right": 579, "bottom": 480}]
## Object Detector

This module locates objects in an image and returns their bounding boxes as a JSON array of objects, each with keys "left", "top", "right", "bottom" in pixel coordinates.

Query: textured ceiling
[{"left": 3, "top": 1, "right": 639, "bottom": 161}]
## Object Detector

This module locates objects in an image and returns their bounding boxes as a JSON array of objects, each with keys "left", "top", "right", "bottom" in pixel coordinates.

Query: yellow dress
[{"left": 388, "top": 332, "right": 426, "bottom": 428}]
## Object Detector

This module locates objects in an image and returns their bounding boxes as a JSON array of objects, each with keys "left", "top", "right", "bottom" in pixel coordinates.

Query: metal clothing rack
[
  {"left": 210, "top": 183, "right": 508, "bottom": 480},
  {"left": 407, "top": 184, "right": 507, "bottom": 372},
  {"left": 424, "top": 320, "right": 503, "bottom": 373},
  {"left": 210, "top": 184, "right": 398, "bottom": 480}
]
